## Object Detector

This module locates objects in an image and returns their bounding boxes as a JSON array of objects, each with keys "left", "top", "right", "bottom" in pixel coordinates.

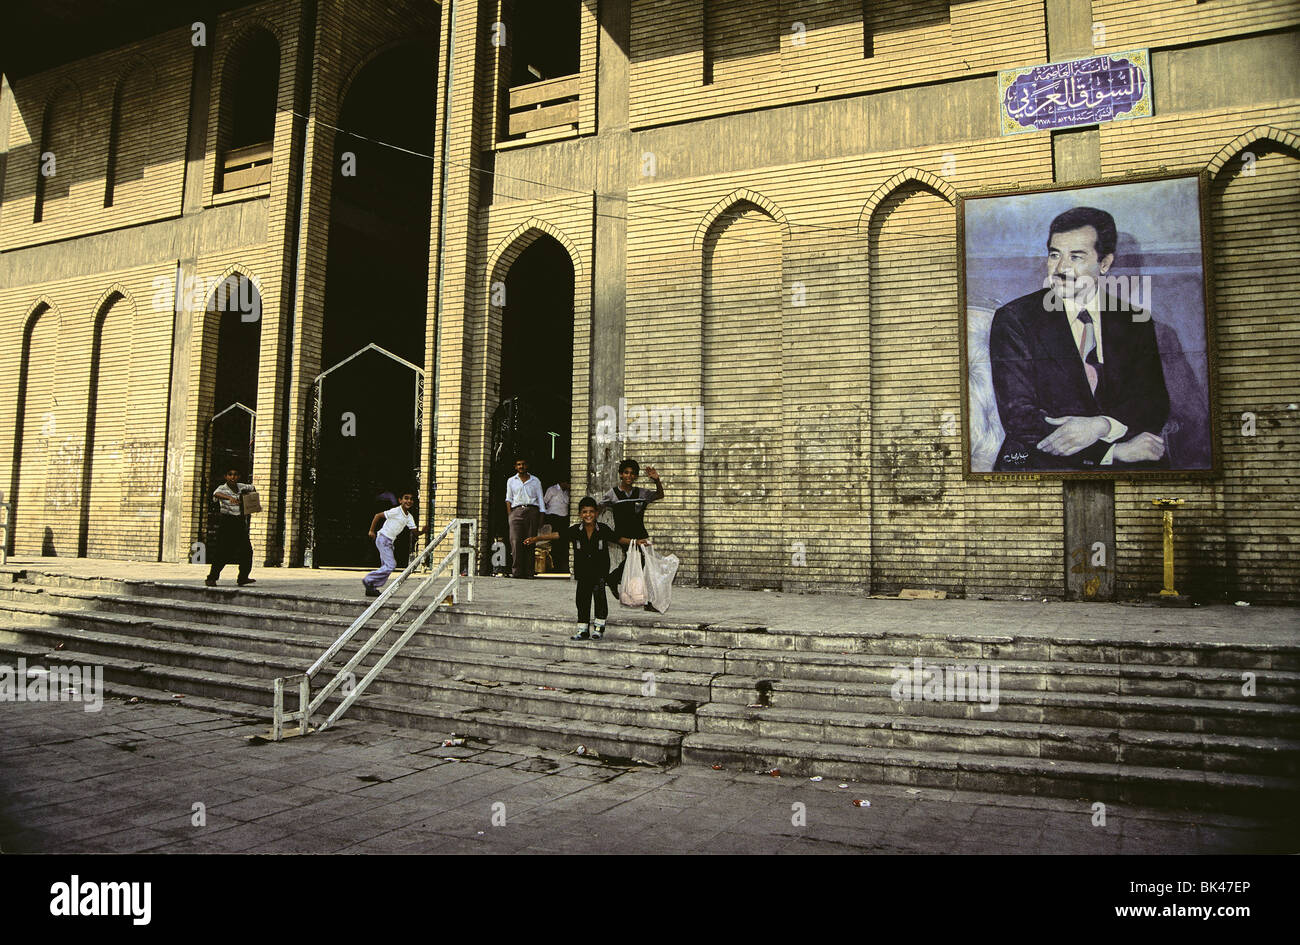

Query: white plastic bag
[
  {"left": 619, "top": 543, "right": 648, "bottom": 606},
  {"left": 641, "top": 542, "right": 679, "bottom": 614}
]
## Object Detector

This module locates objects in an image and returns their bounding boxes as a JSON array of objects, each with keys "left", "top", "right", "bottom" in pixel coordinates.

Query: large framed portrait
[{"left": 959, "top": 172, "right": 1217, "bottom": 477}]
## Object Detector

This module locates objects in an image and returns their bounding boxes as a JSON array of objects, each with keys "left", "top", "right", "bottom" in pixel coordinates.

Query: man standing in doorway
[
  {"left": 505, "top": 457, "right": 544, "bottom": 578},
  {"left": 542, "top": 478, "right": 571, "bottom": 573},
  {"left": 205, "top": 468, "right": 255, "bottom": 587},
  {"left": 601, "top": 459, "right": 664, "bottom": 593}
]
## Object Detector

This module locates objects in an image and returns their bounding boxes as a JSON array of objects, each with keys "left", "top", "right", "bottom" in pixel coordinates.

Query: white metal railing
[
  {"left": 271, "top": 517, "right": 477, "bottom": 740},
  {"left": 0, "top": 496, "right": 10, "bottom": 565}
]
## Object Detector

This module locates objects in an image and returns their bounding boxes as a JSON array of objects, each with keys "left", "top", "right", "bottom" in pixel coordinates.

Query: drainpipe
[
  {"left": 429, "top": 0, "right": 457, "bottom": 538},
  {"left": 276, "top": 0, "right": 318, "bottom": 565}
]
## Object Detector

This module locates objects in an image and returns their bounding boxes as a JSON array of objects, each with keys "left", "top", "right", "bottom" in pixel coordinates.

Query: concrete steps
[
  {"left": 0, "top": 633, "right": 684, "bottom": 764},
  {"left": 680, "top": 732, "right": 1298, "bottom": 811},
  {"left": 2, "top": 565, "right": 1298, "bottom": 809},
  {"left": 693, "top": 702, "right": 1300, "bottom": 776},
  {"left": 707, "top": 674, "right": 1300, "bottom": 737}
]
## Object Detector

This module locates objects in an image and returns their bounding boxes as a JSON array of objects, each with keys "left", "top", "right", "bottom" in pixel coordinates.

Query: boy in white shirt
[
  {"left": 363, "top": 491, "right": 428, "bottom": 597},
  {"left": 205, "top": 467, "right": 256, "bottom": 587}
]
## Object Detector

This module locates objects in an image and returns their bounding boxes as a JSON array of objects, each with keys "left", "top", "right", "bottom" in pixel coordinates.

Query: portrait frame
[{"left": 957, "top": 170, "right": 1221, "bottom": 480}]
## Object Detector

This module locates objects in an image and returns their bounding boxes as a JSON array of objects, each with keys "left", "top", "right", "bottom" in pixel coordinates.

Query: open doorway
[
  {"left": 488, "top": 237, "right": 574, "bottom": 573},
  {"left": 311, "top": 43, "right": 435, "bottom": 567},
  {"left": 197, "top": 274, "right": 261, "bottom": 546}
]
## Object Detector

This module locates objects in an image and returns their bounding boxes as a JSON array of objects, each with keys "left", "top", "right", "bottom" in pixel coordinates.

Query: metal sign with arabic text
[{"left": 999, "top": 49, "right": 1152, "bottom": 136}]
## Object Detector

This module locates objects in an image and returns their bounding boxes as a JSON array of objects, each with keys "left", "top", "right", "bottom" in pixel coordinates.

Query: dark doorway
[
  {"left": 310, "top": 348, "right": 422, "bottom": 568},
  {"left": 209, "top": 285, "right": 260, "bottom": 486},
  {"left": 314, "top": 42, "right": 436, "bottom": 566},
  {"left": 487, "top": 237, "right": 574, "bottom": 572},
  {"left": 205, "top": 275, "right": 258, "bottom": 480},
  {"left": 199, "top": 275, "right": 262, "bottom": 545}
]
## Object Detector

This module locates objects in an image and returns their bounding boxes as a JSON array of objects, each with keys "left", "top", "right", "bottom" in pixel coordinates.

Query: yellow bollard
[{"left": 1150, "top": 498, "right": 1190, "bottom": 605}]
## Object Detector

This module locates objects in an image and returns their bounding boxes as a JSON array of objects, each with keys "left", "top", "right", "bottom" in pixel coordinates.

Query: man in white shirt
[
  {"left": 363, "top": 491, "right": 427, "bottom": 597},
  {"left": 542, "top": 479, "right": 571, "bottom": 572},
  {"left": 505, "top": 457, "right": 545, "bottom": 578}
]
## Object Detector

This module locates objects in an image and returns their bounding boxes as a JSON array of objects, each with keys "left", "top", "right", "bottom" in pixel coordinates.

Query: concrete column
[
  {"left": 162, "top": 33, "right": 214, "bottom": 562},
  {"left": 1047, "top": 0, "right": 1115, "bottom": 601},
  {"left": 590, "top": 0, "right": 631, "bottom": 494},
  {"left": 162, "top": 258, "right": 198, "bottom": 562}
]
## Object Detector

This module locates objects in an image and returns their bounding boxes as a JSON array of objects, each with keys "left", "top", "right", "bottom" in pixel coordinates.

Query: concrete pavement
[{"left": 2, "top": 698, "right": 1293, "bottom": 854}]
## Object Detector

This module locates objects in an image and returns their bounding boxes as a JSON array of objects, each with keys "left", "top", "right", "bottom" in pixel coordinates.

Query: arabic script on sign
[{"left": 1000, "top": 50, "right": 1151, "bottom": 135}]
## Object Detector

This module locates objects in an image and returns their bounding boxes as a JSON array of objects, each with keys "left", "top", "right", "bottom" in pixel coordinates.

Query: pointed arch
[
  {"left": 80, "top": 287, "right": 139, "bottom": 556},
  {"left": 1206, "top": 125, "right": 1300, "bottom": 177},
  {"left": 91, "top": 283, "right": 136, "bottom": 320},
  {"left": 486, "top": 218, "right": 585, "bottom": 291},
  {"left": 694, "top": 188, "right": 790, "bottom": 252},
  {"left": 857, "top": 167, "right": 958, "bottom": 232},
  {"left": 337, "top": 37, "right": 438, "bottom": 108},
  {"left": 7, "top": 298, "right": 63, "bottom": 556},
  {"left": 205, "top": 263, "right": 264, "bottom": 305},
  {"left": 216, "top": 24, "right": 281, "bottom": 192},
  {"left": 201, "top": 264, "right": 265, "bottom": 410},
  {"left": 479, "top": 219, "right": 584, "bottom": 556},
  {"left": 218, "top": 21, "right": 287, "bottom": 70},
  {"left": 105, "top": 59, "right": 158, "bottom": 207},
  {"left": 34, "top": 82, "right": 83, "bottom": 223},
  {"left": 697, "top": 196, "right": 787, "bottom": 586},
  {"left": 19, "top": 295, "right": 59, "bottom": 328}
]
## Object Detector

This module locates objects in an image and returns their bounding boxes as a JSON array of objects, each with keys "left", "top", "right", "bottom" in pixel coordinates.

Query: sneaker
[
  {"left": 571, "top": 628, "right": 590, "bottom": 640},
  {"left": 237, "top": 577, "right": 256, "bottom": 586},
  {"left": 590, "top": 625, "right": 604, "bottom": 640},
  {"left": 364, "top": 583, "right": 380, "bottom": 598}
]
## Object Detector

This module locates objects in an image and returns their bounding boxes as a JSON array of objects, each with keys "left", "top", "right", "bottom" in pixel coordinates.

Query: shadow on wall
[{"left": 42, "top": 526, "right": 57, "bottom": 556}]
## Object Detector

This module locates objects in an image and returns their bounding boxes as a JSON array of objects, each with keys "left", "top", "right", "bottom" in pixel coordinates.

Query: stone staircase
[{"left": 1, "top": 566, "right": 1297, "bottom": 812}]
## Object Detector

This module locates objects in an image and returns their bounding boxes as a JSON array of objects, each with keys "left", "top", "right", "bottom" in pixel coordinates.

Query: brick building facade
[{"left": 1, "top": 1, "right": 1297, "bottom": 601}]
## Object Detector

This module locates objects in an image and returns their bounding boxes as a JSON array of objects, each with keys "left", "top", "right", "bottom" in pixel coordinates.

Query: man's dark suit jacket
[{"left": 989, "top": 288, "right": 1170, "bottom": 471}]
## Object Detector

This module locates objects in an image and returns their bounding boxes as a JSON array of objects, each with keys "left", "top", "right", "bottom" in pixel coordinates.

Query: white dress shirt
[
  {"left": 506, "top": 474, "right": 544, "bottom": 510},
  {"left": 543, "top": 484, "right": 569, "bottom": 517}
]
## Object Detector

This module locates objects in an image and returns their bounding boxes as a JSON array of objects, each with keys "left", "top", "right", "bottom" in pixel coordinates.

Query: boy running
[{"left": 363, "top": 491, "right": 428, "bottom": 597}]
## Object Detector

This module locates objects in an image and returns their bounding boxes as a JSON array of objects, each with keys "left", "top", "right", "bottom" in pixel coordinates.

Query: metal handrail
[
  {"left": 0, "top": 498, "right": 11, "bottom": 565},
  {"left": 271, "top": 517, "right": 477, "bottom": 740}
]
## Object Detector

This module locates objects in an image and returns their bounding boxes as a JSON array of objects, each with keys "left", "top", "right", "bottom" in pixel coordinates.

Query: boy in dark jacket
[{"left": 528, "top": 495, "right": 644, "bottom": 640}]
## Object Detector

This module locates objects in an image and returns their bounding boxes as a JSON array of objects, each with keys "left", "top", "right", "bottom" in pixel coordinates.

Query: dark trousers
[
  {"left": 545, "top": 514, "right": 569, "bottom": 571},
  {"left": 207, "top": 515, "right": 252, "bottom": 581},
  {"left": 508, "top": 506, "right": 540, "bottom": 578},
  {"left": 576, "top": 573, "right": 608, "bottom": 624}
]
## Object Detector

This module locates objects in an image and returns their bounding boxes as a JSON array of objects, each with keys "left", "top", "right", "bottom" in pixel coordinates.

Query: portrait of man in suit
[{"left": 987, "top": 206, "right": 1171, "bottom": 472}]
